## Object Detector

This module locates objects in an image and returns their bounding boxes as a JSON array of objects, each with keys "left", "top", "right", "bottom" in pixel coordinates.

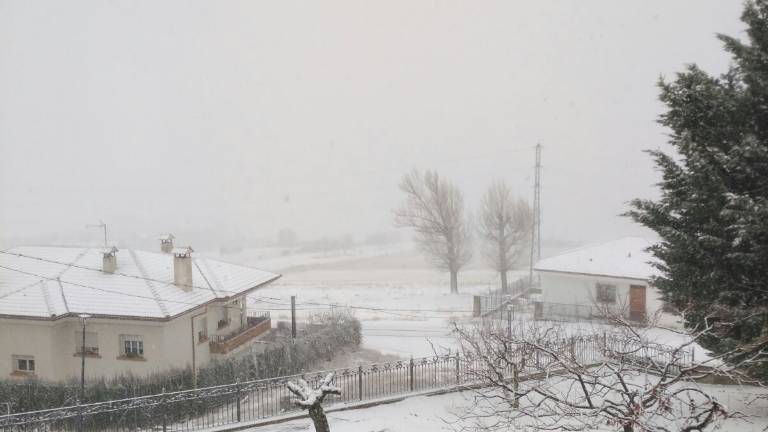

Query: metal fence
[
  {"left": 477, "top": 277, "right": 530, "bottom": 319},
  {"left": 0, "top": 335, "right": 694, "bottom": 432},
  {"left": 535, "top": 301, "right": 604, "bottom": 321},
  {"left": 0, "top": 355, "right": 463, "bottom": 432},
  {"left": 507, "top": 301, "right": 624, "bottom": 323}
]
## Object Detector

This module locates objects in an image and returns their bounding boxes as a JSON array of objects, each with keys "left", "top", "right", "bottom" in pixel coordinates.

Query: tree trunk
[
  {"left": 450, "top": 270, "right": 458, "bottom": 294},
  {"left": 623, "top": 424, "right": 633, "bottom": 432},
  {"left": 500, "top": 271, "right": 508, "bottom": 292},
  {"left": 308, "top": 404, "right": 331, "bottom": 432}
]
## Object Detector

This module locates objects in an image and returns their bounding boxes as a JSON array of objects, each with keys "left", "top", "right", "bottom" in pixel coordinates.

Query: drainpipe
[{"left": 190, "top": 308, "right": 207, "bottom": 388}]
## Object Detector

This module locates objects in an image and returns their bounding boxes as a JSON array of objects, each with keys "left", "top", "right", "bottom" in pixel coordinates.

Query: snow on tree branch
[{"left": 287, "top": 373, "right": 341, "bottom": 432}]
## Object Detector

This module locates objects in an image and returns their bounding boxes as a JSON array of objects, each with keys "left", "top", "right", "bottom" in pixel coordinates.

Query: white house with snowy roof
[
  {"left": 533, "top": 237, "right": 665, "bottom": 322},
  {"left": 0, "top": 236, "right": 280, "bottom": 382}
]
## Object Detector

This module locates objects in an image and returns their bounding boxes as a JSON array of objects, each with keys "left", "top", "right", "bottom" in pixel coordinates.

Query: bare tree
[
  {"left": 287, "top": 372, "right": 341, "bottom": 432},
  {"left": 478, "top": 181, "right": 532, "bottom": 291},
  {"left": 451, "top": 315, "right": 765, "bottom": 432},
  {"left": 395, "top": 169, "right": 472, "bottom": 294}
]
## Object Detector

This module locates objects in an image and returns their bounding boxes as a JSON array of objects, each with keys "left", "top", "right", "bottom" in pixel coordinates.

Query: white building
[
  {"left": 534, "top": 237, "right": 666, "bottom": 322},
  {"left": 0, "top": 236, "right": 280, "bottom": 382}
]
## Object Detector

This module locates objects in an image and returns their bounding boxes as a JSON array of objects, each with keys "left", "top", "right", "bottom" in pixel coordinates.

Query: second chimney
[
  {"left": 102, "top": 246, "right": 119, "bottom": 273},
  {"left": 172, "top": 246, "right": 194, "bottom": 291},
  {"left": 159, "top": 233, "right": 175, "bottom": 253}
]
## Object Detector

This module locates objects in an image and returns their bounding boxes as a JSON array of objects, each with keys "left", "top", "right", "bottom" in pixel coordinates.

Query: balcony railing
[
  {"left": 198, "top": 331, "right": 209, "bottom": 343},
  {"left": 209, "top": 312, "right": 271, "bottom": 355},
  {"left": 75, "top": 346, "right": 99, "bottom": 356}
]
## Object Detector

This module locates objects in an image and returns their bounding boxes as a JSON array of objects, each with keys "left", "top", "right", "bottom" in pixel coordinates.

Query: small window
[
  {"left": 119, "top": 335, "right": 144, "bottom": 358},
  {"left": 75, "top": 331, "right": 99, "bottom": 355},
  {"left": 218, "top": 305, "right": 231, "bottom": 329},
  {"left": 13, "top": 355, "right": 35, "bottom": 373},
  {"left": 198, "top": 317, "right": 209, "bottom": 343},
  {"left": 596, "top": 283, "right": 617, "bottom": 304}
]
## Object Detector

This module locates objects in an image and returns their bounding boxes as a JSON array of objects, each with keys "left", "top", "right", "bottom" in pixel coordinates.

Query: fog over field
[{"left": 0, "top": 1, "right": 745, "bottom": 250}]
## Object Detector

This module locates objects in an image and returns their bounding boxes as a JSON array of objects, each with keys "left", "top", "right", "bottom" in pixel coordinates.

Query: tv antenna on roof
[{"left": 85, "top": 220, "right": 108, "bottom": 248}]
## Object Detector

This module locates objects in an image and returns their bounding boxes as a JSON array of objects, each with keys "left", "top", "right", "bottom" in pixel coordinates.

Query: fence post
[
  {"left": 236, "top": 380, "right": 242, "bottom": 422},
  {"left": 358, "top": 364, "right": 363, "bottom": 401},
  {"left": 455, "top": 355, "right": 460, "bottom": 385},
  {"left": 409, "top": 357, "right": 414, "bottom": 392},
  {"left": 512, "top": 363, "right": 520, "bottom": 408},
  {"left": 473, "top": 296, "right": 481, "bottom": 317},
  {"left": 602, "top": 331, "right": 607, "bottom": 356},
  {"left": 78, "top": 401, "right": 84, "bottom": 432},
  {"left": 161, "top": 387, "right": 167, "bottom": 432}
]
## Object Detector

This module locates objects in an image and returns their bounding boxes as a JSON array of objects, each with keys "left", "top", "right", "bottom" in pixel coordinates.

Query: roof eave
[
  {"left": 0, "top": 273, "right": 282, "bottom": 323},
  {"left": 535, "top": 268, "right": 653, "bottom": 282}
]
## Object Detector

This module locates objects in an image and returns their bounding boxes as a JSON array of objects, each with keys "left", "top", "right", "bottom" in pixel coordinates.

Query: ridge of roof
[
  {"left": 56, "top": 278, "right": 71, "bottom": 314},
  {"left": 193, "top": 260, "right": 219, "bottom": 297},
  {"left": 40, "top": 281, "right": 55, "bottom": 317},
  {"left": 56, "top": 248, "right": 90, "bottom": 280},
  {"left": 129, "top": 249, "right": 171, "bottom": 318},
  {"left": 199, "top": 258, "right": 224, "bottom": 296}
]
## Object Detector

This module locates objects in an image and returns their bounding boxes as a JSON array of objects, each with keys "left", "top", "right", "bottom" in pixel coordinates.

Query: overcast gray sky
[{"left": 0, "top": 1, "right": 747, "bottom": 248}]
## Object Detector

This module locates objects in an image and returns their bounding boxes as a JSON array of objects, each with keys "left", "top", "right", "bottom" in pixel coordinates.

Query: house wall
[
  {"left": 0, "top": 294, "right": 253, "bottom": 382},
  {"left": 537, "top": 271, "right": 665, "bottom": 319},
  {"left": 0, "top": 319, "right": 57, "bottom": 381}
]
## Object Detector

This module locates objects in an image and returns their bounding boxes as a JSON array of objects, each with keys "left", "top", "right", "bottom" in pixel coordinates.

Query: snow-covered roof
[
  {"left": 158, "top": 234, "right": 175, "bottom": 241},
  {"left": 534, "top": 237, "right": 661, "bottom": 281},
  {"left": 0, "top": 246, "right": 280, "bottom": 321}
]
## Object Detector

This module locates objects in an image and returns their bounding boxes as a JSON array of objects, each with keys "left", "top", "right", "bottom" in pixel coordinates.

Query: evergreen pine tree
[{"left": 627, "top": 0, "right": 768, "bottom": 379}]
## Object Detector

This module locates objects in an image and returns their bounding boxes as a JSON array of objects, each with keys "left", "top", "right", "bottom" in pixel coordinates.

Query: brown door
[{"left": 629, "top": 285, "right": 646, "bottom": 321}]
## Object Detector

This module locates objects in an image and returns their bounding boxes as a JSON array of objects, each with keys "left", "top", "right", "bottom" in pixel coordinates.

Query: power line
[
  {"left": 0, "top": 263, "right": 476, "bottom": 319},
  {"left": 0, "top": 249, "right": 271, "bottom": 298},
  {"left": 0, "top": 251, "right": 484, "bottom": 318},
  {"left": 255, "top": 298, "right": 472, "bottom": 319},
  {"left": 0, "top": 264, "right": 208, "bottom": 309}
]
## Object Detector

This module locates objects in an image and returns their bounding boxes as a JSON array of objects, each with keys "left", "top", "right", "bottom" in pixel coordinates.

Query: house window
[
  {"left": 596, "top": 283, "right": 617, "bottom": 304},
  {"left": 198, "top": 317, "right": 209, "bottom": 343},
  {"left": 13, "top": 355, "right": 35, "bottom": 373},
  {"left": 119, "top": 335, "right": 144, "bottom": 358},
  {"left": 218, "top": 305, "right": 231, "bottom": 329},
  {"left": 74, "top": 331, "right": 99, "bottom": 355}
]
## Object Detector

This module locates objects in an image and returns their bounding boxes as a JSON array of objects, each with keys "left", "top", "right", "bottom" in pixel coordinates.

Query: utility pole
[
  {"left": 528, "top": 143, "right": 542, "bottom": 287},
  {"left": 78, "top": 314, "right": 90, "bottom": 405},
  {"left": 290, "top": 296, "right": 296, "bottom": 339},
  {"left": 85, "top": 221, "right": 108, "bottom": 249}
]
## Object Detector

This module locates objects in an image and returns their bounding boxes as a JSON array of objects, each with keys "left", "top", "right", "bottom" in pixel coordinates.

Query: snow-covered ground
[
  {"left": 258, "top": 383, "right": 768, "bottom": 432},
  {"left": 214, "top": 244, "right": 763, "bottom": 431},
  {"left": 215, "top": 244, "right": 710, "bottom": 361},
  {"left": 214, "top": 243, "right": 510, "bottom": 358}
]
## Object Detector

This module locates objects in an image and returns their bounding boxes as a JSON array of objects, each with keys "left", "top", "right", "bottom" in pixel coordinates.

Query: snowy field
[
  {"left": 207, "top": 244, "right": 761, "bottom": 431},
  {"left": 211, "top": 243, "right": 509, "bottom": 358},
  {"left": 211, "top": 244, "right": 709, "bottom": 361},
  {"left": 257, "top": 383, "right": 768, "bottom": 432}
]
